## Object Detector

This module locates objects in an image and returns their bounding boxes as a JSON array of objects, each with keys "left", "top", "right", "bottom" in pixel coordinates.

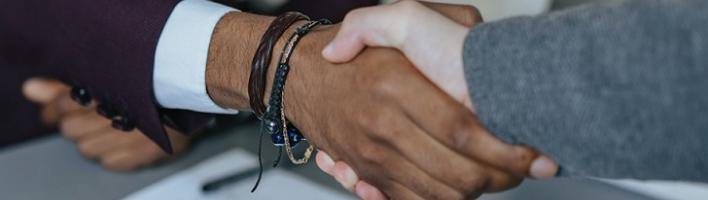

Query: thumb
[
  {"left": 23, "top": 78, "right": 83, "bottom": 125},
  {"left": 22, "top": 78, "right": 70, "bottom": 105},
  {"left": 321, "top": 28, "right": 366, "bottom": 63},
  {"left": 322, "top": 6, "right": 405, "bottom": 63}
]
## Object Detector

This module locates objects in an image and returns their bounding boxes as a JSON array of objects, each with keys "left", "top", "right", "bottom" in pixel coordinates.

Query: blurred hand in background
[{"left": 22, "top": 78, "right": 190, "bottom": 171}]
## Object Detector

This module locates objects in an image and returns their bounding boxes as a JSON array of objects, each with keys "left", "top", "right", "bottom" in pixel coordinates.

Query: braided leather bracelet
[{"left": 249, "top": 12, "right": 307, "bottom": 117}]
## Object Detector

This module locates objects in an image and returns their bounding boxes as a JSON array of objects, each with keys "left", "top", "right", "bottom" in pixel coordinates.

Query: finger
[
  {"left": 100, "top": 134, "right": 166, "bottom": 171},
  {"left": 419, "top": 1, "right": 483, "bottom": 26},
  {"left": 483, "top": 166, "right": 523, "bottom": 193},
  {"left": 165, "top": 126, "right": 191, "bottom": 154},
  {"left": 322, "top": 5, "right": 405, "bottom": 63},
  {"left": 101, "top": 150, "right": 139, "bottom": 171},
  {"left": 77, "top": 128, "right": 136, "bottom": 159},
  {"left": 369, "top": 111, "right": 494, "bottom": 194},
  {"left": 355, "top": 181, "right": 387, "bottom": 200},
  {"left": 333, "top": 162, "right": 359, "bottom": 191},
  {"left": 24, "top": 78, "right": 88, "bottom": 124},
  {"left": 60, "top": 112, "right": 112, "bottom": 140},
  {"left": 321, "top": 14, "right": 376, "bottom": 63},
  {"left": 379, "top": 181, "right": 423, "bottom": 200},
  {"left": 530, "top": 155, "right": 559, "bottom": 178},
  {"left": 353, "top": 144, "right": 462, "bottom": 200},
  {"left": 396, "top": 70, "right": 539, "bottom": 177},
  {"left": 101, "top": 148, "right": 154, "bottom": 171},
  {"left": 316, "top": 150, "right": 336, "bottom": 175},
  {"left": 22, "top": 78, "right": 70, "bottom": 105},
  {"left": 43, "top": 91, "right": 90, "bottom": 119}
]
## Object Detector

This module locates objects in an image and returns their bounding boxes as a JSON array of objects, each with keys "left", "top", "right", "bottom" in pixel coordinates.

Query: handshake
[
  {"left": 325, "top": 2, "right": 564, "bottom": 199},
  {"left": 207, "top": 1, "right": 558, "bottom": 199},
  {"left": 12, "top": 0, "right": 708, "bottom": 199},
  {"left": 18, "top": 1, "right": 559, "bottom": 199}
]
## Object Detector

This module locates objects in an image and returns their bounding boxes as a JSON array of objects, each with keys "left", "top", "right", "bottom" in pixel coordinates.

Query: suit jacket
[
  {"left": 0, "top": 62, "right": 54, "bottom": 148},
  {"left": 0, "top": 0, "right": 376, "bottom": 152},
  {"left": 463, "top": 0, "right": 708, "bottom": 181}
]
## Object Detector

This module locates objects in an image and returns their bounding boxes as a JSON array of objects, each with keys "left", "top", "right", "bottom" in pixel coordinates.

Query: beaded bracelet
[
  {"left": 250, "top": 18, "right": 331, "bottom": 192},
  {"left": 263, "top": 19, "right": 331, "bottom": 165}
]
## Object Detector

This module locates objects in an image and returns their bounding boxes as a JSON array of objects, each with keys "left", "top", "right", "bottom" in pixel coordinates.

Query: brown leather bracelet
[{"left": 249, "top": 12, "right": 308, "bottom": 117}]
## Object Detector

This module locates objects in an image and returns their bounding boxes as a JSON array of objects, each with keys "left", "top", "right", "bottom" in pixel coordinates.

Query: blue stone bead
[{"left": 270, "top": 133, "right": 285, "bottom": 146}]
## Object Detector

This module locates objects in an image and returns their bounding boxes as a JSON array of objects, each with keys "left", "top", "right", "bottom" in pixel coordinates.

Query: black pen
[{"left": 201, "top": 167, "right": 265, "bottom": 193}]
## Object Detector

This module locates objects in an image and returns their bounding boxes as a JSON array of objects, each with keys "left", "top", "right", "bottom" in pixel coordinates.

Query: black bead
[
  {"left": 111, "top": 116, "right": 135, "bottom": 132},
  {"left": 70, "top": 87, "right": 92, "bottom": 106},
  {"left": 264, "top": 118, "right": 278, "bottom": 134}
]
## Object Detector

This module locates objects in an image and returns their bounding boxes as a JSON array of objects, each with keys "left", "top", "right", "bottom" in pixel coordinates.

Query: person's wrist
[
  {"left": 206, "top": 12, "right": 267, "bottom": 111},
  {"left": 204, "top": 12, "right": 336, "bottom": 133},
  {"left": 277, "top": 24, "right": 339, "bottom": 133},
  {"left": 205, "top": 13, "right": 309, "bottom": 112}
]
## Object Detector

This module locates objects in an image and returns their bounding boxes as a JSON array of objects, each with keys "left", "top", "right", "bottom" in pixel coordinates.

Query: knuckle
[
  {"left": 370, "top": 75, "right": 398, "bottom": 97},
  {"left": 458, "top": 174, "right": 484, "bottom": 193},
  {"left": 77, "top": 142, "right": 96, "bottom": 157},
  {"left": 451, "top": 5, "right": 483, "bottom": 26},
  {"left": 460, "top": 175, "right": 489, "bottom": 198},
  {"left": 395, "top": 0, "right": 423, "bottom": 21},
  {"left": 358, "top": 114, "right": 384, "bottom": 136},
  {"left": 59, "top": 119, "right": 78, "bottom": 138},
  {"left": 462, "top": 5, "right": 483, "bottom": 22},
  {"left": 509, "top": 147, "right": 538, "bottom": 173},
  {"left": 143, "top": 144, "right": 166, "bottom": 158},
  {"left": 450, "top": 128, "right": 472, "bottom": 151},
  {"left": 359, "top": 113, "right": 400, "bottom": 142},
  {"left": 395, "top": 0, "right": 420, "bottom": 10},
  {"left": 497, "top": 174, "right": 523, "bottom": 192},
  {"left": 358, "top": 112, "right": 382, "bottom": 130},
  {"left": 357, "top": 146, "right": 388, "bottom": 165},
  {"left": 445, "top": 112, "right": 476, "bottom": 150},
  {"left": 485, "top": 171, "right": 522, "bottom": 192}
]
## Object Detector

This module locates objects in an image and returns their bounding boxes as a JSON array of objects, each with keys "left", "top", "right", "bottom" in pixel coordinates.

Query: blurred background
[{"left": 1, "top": 0, "right": 706, "bottom": 199}]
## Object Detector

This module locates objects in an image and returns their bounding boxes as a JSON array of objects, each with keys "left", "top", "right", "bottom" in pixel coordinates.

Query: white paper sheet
[
  {"left": 602, "top": 179, "right": 708, "bottom": 200},
  {"left": 124, "top": 149, "right": 355, "bottom": 200}
]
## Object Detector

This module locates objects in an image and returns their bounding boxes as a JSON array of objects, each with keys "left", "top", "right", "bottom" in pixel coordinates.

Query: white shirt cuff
[{"left": 154, "top": 0, "right": 239, "bottom": 114}]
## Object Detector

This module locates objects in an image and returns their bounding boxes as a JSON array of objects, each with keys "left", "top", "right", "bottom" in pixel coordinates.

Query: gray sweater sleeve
[{"left": 463, "top": 0, "right": 708, "bottom": 182}]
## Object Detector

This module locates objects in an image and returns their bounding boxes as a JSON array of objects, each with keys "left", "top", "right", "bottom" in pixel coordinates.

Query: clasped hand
[{"left": 302, "top": 1, "right": 559, "bottom": 199}]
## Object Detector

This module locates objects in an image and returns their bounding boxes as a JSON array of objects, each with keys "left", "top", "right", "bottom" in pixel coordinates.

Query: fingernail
[
  {"left": 356, "top": 182, "right": 384, "bottom": 200},
  {"left": 355, "top": 182, "right": 371, "bottom": 200},
  {"left": 333, "top": 163, "right": 358, "bottom": 190},
  {"left": 342, "top": 166, "right": 358, "bottom": 184},
  {"left": 334, "top": 172, "right": 351, "bottom": 190},
  {"left": 316, "top": 151, "right": 335, "bottom": 174},
  {"left": 530, "top": 156, "right": 558, "bottom": 179}
]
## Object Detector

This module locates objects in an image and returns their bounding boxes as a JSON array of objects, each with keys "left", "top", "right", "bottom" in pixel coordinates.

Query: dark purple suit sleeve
[{"left": 0, "top": 0, "right": 211, "bottom": 153}]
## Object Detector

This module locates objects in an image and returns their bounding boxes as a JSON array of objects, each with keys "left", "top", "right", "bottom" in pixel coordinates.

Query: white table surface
[{"left": 0, "top": 122, "right": 657, "bottom": 200}]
